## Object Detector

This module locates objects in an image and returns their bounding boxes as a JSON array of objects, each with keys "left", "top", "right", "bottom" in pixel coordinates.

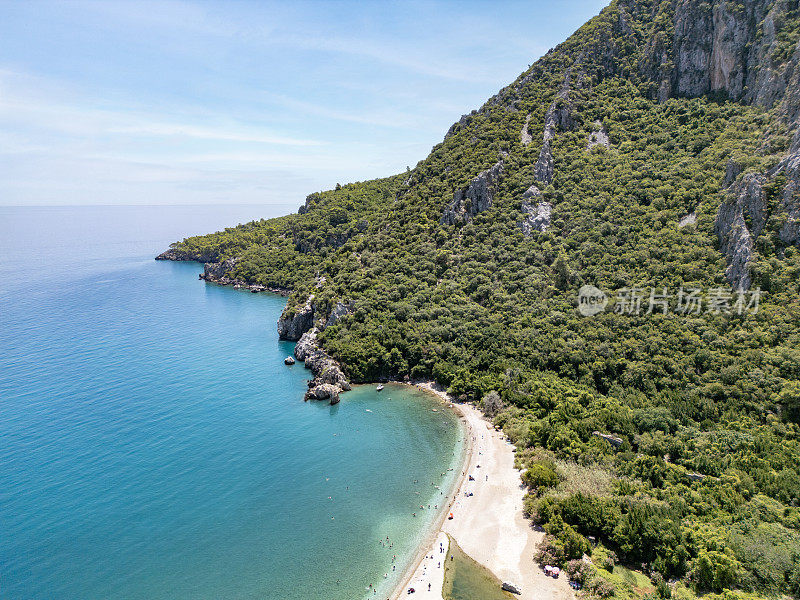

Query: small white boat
[{"left": 376, "top": 384, "right": 384, "bottom": 391}]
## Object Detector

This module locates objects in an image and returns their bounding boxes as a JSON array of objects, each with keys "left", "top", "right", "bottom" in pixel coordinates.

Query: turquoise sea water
[{"left": 0, "top": 205, "right": 464, "bottom": 600}]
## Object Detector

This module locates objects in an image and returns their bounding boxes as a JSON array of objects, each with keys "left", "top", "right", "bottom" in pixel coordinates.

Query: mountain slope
[{"left": 159, "top": 1, "right": 800, "bottom": 597}]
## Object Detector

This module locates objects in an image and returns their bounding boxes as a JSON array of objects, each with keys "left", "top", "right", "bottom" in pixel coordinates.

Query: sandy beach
[{"left": 390, "top": 383, "right": 573, "bottom": 600}]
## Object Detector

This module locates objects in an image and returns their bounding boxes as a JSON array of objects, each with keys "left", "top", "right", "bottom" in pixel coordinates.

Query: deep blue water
[{"left": 0, "top": 205, "right": 463, "bottom": 600}]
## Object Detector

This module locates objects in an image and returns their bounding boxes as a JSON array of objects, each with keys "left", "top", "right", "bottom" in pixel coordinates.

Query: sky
[{"left": 0, "top": 0, "right": 608, "bottom": 206}]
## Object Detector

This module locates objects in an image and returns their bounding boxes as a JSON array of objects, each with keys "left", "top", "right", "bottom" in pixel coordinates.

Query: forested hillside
[{"left": 159, "top": 1, "right": 800, "bottom": 598}]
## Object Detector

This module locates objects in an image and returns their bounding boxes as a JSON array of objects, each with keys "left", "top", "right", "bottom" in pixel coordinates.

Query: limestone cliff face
[
  {"left": 715, "top": 143, "right": 800, "bottom": 290},
  {"left": 277, "top": 295, "right": 315, "bottom": 341},
  {"left": 325, "top": 301, "right": 353, "bottom": 328},
  {"left": 715, "top": 173, "right": 767, "bottom": 290},
  {"left": 778, "top": 152, "right": 800, "bottom": 245},
  {"left": 440, "top": 160, "right": 504, "bottom": 225},
  {"left": 648, "top": 0, "right": 800, "bottom": 123},
  {"left": 294, "top": 328, "right": 319, "bottom": 361},
  {"left": 281, "top": 295, "right": 353, "bottom": 402},
  {"left": 521, "top": 201, "right": 553, "bottom": 236},
  {"left": 155, "top": 247, "right": 214, "bottom": 262},
  {"left": 535, "top": 73, "right": 576, "bottom": 185},
  {"left": 203, "top": 258, "right": 239, "bottom": 281}
]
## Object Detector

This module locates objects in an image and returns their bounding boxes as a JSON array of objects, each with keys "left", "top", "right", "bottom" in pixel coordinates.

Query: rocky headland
[
  {"left": 156, "top": 249, "right": 289, "bottom": 296},
  {"left": 278, "top": 298, "right": 353, "bottom": 403}
]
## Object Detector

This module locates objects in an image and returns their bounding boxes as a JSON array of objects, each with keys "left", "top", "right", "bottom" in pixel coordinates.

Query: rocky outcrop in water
[
  {"left": 441, "top": 160, "right": 504, "bottom": 225},
  {"left": 304, "top": 383, "right": 341, "bottom": 404},
  {"left": 294, "top": 328, "right": 319, "bottom": 361},
  {"left": 156, "top": 248, "right": 288, "bottom": 294},
  {"left": 282, "top": 298, "right": 353, "bottom": 402},
  {"left": 304, "top": 349, "right": 350, "bottom": 391},
  {"left": 301, "top": 341, "right": 351, "bottom": 404},
  {"left": 155, "top": 247, "right": 212, "bottom": 262},
  {"left": 203, "top": 258, "right": 239, "bottom": 282},
  {"left": 277, "top": 295, "right": 315, "bottom": 341}
]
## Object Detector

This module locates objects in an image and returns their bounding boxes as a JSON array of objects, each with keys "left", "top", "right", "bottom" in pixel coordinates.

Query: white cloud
[{"left": 0, "top": 72, "right": 323, "bottom": 147}]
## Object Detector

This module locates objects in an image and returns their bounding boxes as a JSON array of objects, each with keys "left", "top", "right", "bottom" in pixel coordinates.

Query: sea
[{"left": 0, "top": 205, "right": 465, "bottom": 600}]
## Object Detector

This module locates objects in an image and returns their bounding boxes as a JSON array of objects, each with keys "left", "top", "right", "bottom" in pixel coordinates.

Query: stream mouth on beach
[{"left": 443, "top": 535, "right": 516, "bottom": 600}]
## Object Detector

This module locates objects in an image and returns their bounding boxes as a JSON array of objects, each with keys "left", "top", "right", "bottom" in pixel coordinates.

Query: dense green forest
[{"left": 162, "top": 1, "right": 800, "bottom": 598}]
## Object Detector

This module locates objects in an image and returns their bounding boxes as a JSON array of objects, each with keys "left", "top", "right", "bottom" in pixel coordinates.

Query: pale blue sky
[{"left": 0, "top": 0, "right": 608, "bottom": 206}]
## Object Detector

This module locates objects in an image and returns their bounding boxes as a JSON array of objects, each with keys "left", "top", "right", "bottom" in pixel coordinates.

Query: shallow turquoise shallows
[{"left": 0, "top": 205, "right": 464, "bottom": 600}]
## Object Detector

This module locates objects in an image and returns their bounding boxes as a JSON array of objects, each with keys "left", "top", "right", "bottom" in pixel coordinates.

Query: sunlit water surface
[{"left": 0, "top": 205, "right": 464, "bottom": 600}]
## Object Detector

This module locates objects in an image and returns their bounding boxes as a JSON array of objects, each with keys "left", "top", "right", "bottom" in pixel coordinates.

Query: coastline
[
  {"left": 389, "top": 382, "right": 574, "bottom": 600},
  {"left": 153, "top": 255, "right": 564, "bottom": 599},
  {"left": 381, "top": 381, "right": 473, "bottom": 599}
]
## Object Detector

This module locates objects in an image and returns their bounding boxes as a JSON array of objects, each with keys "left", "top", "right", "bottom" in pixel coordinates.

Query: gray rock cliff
[
  {"left": 521, "top": 201, "right": 553, "bottom": 236},
  {"left": 441, "top": 160, "right": 504, "bottom": 225},
  {"left": 203, "top": 258, "right": 239, "bottom": 282},
  {"left": 715, "top": 174, "right": 767, "bottom": 290},
  {"left": 773, "top": 148, "right": 800, "bottom": 246},
  {"left": 534, "top": 72, "right": 575, "bottom": 185},
  {"left": 277, "top": 295, "right": 315, "bottom": 341},
  {"left": 294, "top": 328, "right": 319, "bottom": 361}
]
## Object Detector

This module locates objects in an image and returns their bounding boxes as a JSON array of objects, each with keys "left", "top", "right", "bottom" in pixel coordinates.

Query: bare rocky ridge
[
  {"left": 521, "top": 201, "right": 553, "bottom": 236},
  {"left": 441, "top": 160, "right": 505, "bottom": 225},
  {"left": 714, "top": 173, "right": 767, "bottom": 290},
  {"left": 774, "top": 146, "right": 800, "bottom": 246},
  {"left": 520, "top": 114, "right": 533, "bottom": 146},
  {"left": 534, "top": 72, "right": 575, "bottom": 185}
]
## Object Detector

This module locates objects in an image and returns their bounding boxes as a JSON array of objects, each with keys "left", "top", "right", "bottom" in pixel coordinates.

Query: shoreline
[
  {"left": 382, "top": 381, "right": 474, "bottom": 599},
  {"left": 388, "top": 382, "right": 574, "bottom": 600},
  {"left": 157, "top": 260, "right": 560, "bottom": 599}
]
